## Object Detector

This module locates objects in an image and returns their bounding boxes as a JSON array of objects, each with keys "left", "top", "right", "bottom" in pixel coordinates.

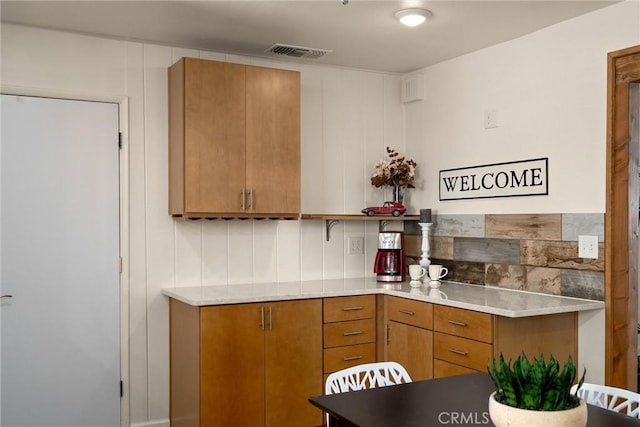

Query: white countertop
[{"left": 161, "top": 278, "right": 604, "bottom": 318}]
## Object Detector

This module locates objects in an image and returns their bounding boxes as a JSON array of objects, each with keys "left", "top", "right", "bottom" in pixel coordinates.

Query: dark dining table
[{"left": 309, "top": 372, "right": 640, "bottom": 427}]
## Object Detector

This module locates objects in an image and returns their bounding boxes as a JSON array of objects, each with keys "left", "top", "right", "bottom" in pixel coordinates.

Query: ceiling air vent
[{"left": 265, "top": 43, "right": 331, "bottom": 59}]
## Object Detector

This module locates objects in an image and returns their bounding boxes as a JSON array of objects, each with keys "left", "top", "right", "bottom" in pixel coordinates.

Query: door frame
[
  {"left": 606, "top": 45, "right": 640, "bottom": 390},
  {"left": 0, "top": 86, "right": 131, "bottom": 426}
]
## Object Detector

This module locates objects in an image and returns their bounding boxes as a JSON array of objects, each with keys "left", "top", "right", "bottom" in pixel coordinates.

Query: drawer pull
[
  {"left": 343, "top": 306, "right": 364, "bottom": 311},
  {"left": 447, "top": 320, "right": 467, "bottom": 327},
  {"left": 343, "top": 331, "right": 364, "bottom": 336},
  {"left": 448, "top": 348, "right": 468, "bottom": 356},
  {"left": 343, "top": 355, "right": 364, "bottom": 362},
  {"left": 399, "top": 309, "right": 415, "bottom": 316}
]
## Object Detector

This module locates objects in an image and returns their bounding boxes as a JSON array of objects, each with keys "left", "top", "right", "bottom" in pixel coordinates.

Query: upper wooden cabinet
[{"left": 168, "top": 58, "right": 301, "bottom": 219}]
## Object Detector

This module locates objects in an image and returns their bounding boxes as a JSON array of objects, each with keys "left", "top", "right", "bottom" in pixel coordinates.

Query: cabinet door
[
  {"left": 387, "top": 320, "right": 433, "bottom": 381},
  {"left": 200, "top": 304, "right": 265, "bottom": 426},
  {"left": 182, "top": 58, "right": 247, "bottom": 213},
  {"left": 245, "top": 66, "right": 300, "bottom": 215},
  {"left": 265, "top": 299, "right": 322, "bottom": 427}
]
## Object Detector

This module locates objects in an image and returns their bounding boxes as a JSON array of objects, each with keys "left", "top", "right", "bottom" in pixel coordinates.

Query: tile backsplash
[{"left": 404, "top": 213, "right": 604, "bottom": 301}]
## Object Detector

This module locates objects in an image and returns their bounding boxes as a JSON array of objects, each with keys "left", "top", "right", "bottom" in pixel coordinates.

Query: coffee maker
[{"left": 374, "top": 231, "right": 405, "bottom": 282}]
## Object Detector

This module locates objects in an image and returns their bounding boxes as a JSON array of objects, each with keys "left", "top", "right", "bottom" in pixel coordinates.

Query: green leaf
[{"left": 487, "top": 353, "right": 586, "bottom": 411}]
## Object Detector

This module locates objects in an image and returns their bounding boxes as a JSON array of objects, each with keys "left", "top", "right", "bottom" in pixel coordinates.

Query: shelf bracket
[
  {"left": 379, "top": 220, "right": 389, "bottom": 232},
  {"left": 325, "top": 219, "right": 339, "bottom": 242}
]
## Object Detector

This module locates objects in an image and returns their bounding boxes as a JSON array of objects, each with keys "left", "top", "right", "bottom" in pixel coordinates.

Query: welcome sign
[{"left": 439, "top": 158, "right": 548, "bottom": 201}]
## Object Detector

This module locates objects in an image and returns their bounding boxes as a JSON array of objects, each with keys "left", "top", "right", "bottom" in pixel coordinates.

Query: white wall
[
  {"left": 0, "top": 23, "right": 404, "bottom": 426},
  {"left": 404, "top": 0, "right": 639, "bottom": 385},
  {"left": 406, "top": 0, "right": 640, "bottom": 215}
]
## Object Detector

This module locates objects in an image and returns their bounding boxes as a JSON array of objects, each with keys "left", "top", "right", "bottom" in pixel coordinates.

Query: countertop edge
[{"left": 160, "top": 280, "right": 605, "bottom": 318}]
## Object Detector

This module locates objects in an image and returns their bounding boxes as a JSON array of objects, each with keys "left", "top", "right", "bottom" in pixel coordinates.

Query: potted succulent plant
[{"left": 487, "top": 353, "right": 587, "bottom": 427}]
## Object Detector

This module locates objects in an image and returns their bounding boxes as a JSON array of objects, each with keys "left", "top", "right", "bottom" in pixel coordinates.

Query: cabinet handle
[
  {"left": 447, "top": 320, "right": 467, "bottom": 327},
  {"left": 342, "top": 306, "right": 363, "bottom": 311},
  {"left": 249, "top": 189, "right": 254, "bottom": 210},
  {"left": 343, "top": 355, "right": 364, "bottom": 362},
  {"left": 343, "top": 331, "right": 363, "bottom": 337},
  {"left": 0, "top": 295, "right": 13, "bottom": 299},
  {"left": 260, "top": 306, "right": 265, "bottom": 330},
  {"left": 447, "top": 348, "right": 468, "bottom": 356},
  {"left": 399, "top": 309, "right": 415, "bottom": 316},
  {"left": 268, "top": 306, "right": 273, "bottom": 330},
  {"left": 241, "top": 189, "right": 246, "bottom": 211}
]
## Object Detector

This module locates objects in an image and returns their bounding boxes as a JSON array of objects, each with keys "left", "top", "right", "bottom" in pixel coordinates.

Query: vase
[
  {"left": 488, "top": 392, "right": 588, "bottom": 427},
  {"left": 392, "top": 184, "right": 404, "bottom": 204}
]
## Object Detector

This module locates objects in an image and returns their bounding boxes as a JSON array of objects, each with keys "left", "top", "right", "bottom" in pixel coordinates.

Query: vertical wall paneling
[
  {"left": 342, "top": 69, "right": 366, "bottom": 214},
  {"left": 125, "top": 40, "right": 149, "bottom": 425},
  {"left": 300, "top": 221, "right": 324, "bottom": 281},
  {"left": 323, "top": 68, "right": 347, "bottom": 213},
  {"left": 143, "top": 44, "right": 173, "bottom": 421},
  {"left": 324, "top": 221, "right": 346, "bottom": 279},
  {"left": 200, "top": 50, "right": 227, "bottom": 62},
  {"left": 173, "top": 48, "right": 200, "bottom": 62},
  {"left": 365, "top": 221, "right": 380, "bottom": 277},
  {"left": 300, "top": 66, "right": 325, "bottom": 214},
  {"left": 277, "top": 220, "right": 302, "bottom": 283},
  {"left": 253, "top": 221, "right": 279, "bottom": 283},
  {"left": 227, "top": 221, "right": 254, "bottom": 284},
  {"left": 363, "top": 73, "right": 386, "bottom": 208},
  {"left": 174, "top": 221, "right": 203, "bottom": 287},
  {"left": 344, "top": 221, "right": 366, "bottom": 278},
  {"left": 118, "top": 98, "right": 132, "bottom": 427},
  {"left": 202, "top": 222, "right": 230, "bottom": 285}
]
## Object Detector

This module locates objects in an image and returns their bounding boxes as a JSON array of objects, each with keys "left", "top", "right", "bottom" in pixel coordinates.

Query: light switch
[{"left": 484, "top": 109, "right": 498, "bottom": 129}]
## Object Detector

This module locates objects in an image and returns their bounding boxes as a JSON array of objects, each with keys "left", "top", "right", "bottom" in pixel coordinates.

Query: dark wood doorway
[{"left": 606, "top": 45, "right": 640, "bottom": 389}]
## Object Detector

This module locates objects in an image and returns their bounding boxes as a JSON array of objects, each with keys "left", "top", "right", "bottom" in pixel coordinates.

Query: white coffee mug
[
  {"left": 428, "top": 264, "right": 448, "bottom": 281},
  {"left": 409, "top": 264, "right": 426, "bottom": 281}
]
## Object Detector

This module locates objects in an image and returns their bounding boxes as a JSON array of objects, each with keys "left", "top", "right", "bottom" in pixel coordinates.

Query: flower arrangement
[{"left": 370, "top": 147, "right": 417, "bottom": 188}]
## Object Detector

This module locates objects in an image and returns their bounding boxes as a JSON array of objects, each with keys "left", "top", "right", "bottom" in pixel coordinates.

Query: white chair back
[
  {"left": 571, "top": 382, "right": 640, "bottom": 418},
  {"left": 325, "top": 361, "right": 412, "bottom": 395}
]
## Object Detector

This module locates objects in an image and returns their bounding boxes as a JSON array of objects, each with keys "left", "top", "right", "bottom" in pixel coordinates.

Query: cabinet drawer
[
  {"left": 387, "top": 296, "right": 433, "bottom": 329},
  {"left": 324, "top": 319, "right": 376, "bottom": 348},
  {"left": 324, "top": 295, "right": 376, "bottom": 323},
  {"left": 434, "top": 305, "right": 493, "bottom": 343},
  {"left": 433, "top": 359, "right": 478, "bottom": 378},
  {"left": 323, "top": 343, "right": 376, "bottom": 373},
  {"left": 433, "top": 332, "right": 492, "bottom": 371}
]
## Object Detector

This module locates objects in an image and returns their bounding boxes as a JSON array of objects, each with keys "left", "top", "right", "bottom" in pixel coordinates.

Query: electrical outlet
[
  {"left": 578, "top": 235, "right": 599, "bottom": 259},
  {"left": 348, "top": 236, "right": 364, "bottom": 255}
]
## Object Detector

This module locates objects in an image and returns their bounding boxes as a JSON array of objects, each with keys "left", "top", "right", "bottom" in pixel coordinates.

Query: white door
[{"left": 0, "top": 95, "right": 120, "bottom": 426}]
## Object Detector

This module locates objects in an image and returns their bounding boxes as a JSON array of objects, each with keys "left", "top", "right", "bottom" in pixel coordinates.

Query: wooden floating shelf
[
  {"left": 300, "top": 214, "right": 420, "bottom": 241},
  {"left": 301, "top": 214, "right": 419, "bottom": 221},
  {"left": 170, "top": 214, "right": 420, "bottom": 241}
]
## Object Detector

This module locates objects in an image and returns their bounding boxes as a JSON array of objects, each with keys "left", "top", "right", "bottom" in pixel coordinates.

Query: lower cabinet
[
  {"left": 431, "top": 304, "right": 577, "bottom": 378},
  {"left": 169, "top": 292, "right": 579, "bottom": 426},
  {"left": 323, "top": 295, "right": 377, "bottom": 375},
  {"left": 385, "top": 296, "right": 434, "bottom": 381},
  {"left": 384, "top": 297, "right": 578, "bottom": 380},
  {"left": 170, "top": 298, "right": 323, "bottom": 427}
]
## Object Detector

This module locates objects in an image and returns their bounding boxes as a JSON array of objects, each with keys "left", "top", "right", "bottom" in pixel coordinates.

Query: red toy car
[{"left": 361, "top": 201, "right": 406, "bottom": 217}]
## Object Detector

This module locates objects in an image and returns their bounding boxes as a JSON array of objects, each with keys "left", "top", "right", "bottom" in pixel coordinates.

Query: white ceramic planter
[{"left": 488, "top": 391, "right": 588, "bottom": 427}]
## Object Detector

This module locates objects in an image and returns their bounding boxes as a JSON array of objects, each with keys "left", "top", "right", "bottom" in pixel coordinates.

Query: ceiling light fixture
[{"left": 395, "top": 8, "right": 432, "bottom": 27}]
